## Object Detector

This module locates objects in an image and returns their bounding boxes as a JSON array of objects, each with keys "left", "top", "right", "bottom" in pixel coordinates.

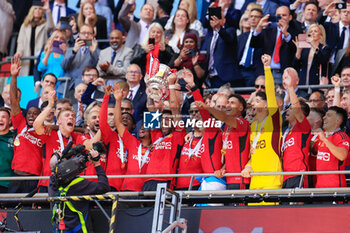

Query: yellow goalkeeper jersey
[{"left": 247, "top": 67, "right": 283, "bottom": 189}]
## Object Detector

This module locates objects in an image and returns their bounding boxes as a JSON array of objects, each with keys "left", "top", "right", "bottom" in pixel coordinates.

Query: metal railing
[{"left": 203, "top": 84, "right": 334, "bottom": 95}]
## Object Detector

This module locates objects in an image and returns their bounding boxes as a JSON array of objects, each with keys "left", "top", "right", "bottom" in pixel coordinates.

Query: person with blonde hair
[
  {"left": 16, "top": 0, "right": 54, "bottom": 76},
  {"left": 131, "top": 22, "right": 174, "bottom": 75},
  {"left": 293, "top": 23, "right": 331, "bottom": 85},
  {"left": 165, "top": 0, "right": 204, "bottom": 38}
]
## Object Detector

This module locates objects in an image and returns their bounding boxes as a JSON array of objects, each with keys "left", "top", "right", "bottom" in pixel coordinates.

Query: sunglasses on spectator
[
  {"left": 255, "top": 85, "right": 265, "bottom": 89},
  {"left": 189, "top": 110, "right": 199, "bottom": 114}
]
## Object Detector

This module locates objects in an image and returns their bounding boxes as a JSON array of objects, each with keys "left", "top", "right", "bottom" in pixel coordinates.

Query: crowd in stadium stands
[{"left": 2, "top": 0, "right": 350, "bottom": 196}]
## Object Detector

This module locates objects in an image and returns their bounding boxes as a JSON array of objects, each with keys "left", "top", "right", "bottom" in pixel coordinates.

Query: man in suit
[
  {"left": 118, "top": 0, "right": 154, "bottom": 51},
  {"left": 237, "top": 8, "right": 264, "bottom": 87},
  {"left": 321, "top": 2, "right": 350, "bottom": 60},
  {"left": 97, "top": 29, "right": 133, "bottom": 85},
  {"left": 26, "top": 73, "right": 58, "bottom": 110},
  {"left": 125, "top": 64, "right": 147, "bottom": 123},
  {"left": 250, "top": 6, "right": 301, "bottom": 84},
  {"left": 50, "top": 0, "right": 76, "bottom": 26},
  {"left": 206, "top": 11, "right": 242, "bottom": 88},
  {"left": 61, "top": 24, "right": 100, "bottom": 99},
  {"left": 241, "top": 0, "right": 279, "bottom": 16},
  {"left": 292, "top": 1, "right": 319, "bottom": 33}
]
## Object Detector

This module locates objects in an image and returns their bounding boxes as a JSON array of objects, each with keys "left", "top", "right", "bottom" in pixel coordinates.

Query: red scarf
[{"left": 146, "top": 43, "right": 160, "bottom": 75}]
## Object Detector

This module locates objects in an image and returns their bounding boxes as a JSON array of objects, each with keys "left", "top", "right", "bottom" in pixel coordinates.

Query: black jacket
[{"left": 49, "top": 165, "right": 110, "bottom": 232}]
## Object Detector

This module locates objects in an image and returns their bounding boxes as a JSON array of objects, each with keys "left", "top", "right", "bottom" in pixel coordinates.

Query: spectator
[
  {"left": 50, "top": 0, "right": 76, "bottom": 26},
  {"left": 154, "top": 0, "right": 172, "bottom": 29},
  {"left": 281, "top": 67, "right": 311, "bottom": 189},
  {"left": 238, "top": 8, "right": 264, "bottom": 87},
  {"left": 118, "top": 0, "right": 155, "bottom": 51},
  {"left": 164, "top": 9, "right": 199, "bottom": 54},
  {"left": 125, "top": 64, "right": 147, "bottom": 123},
  {"left": 332, "top": 40, "right": 350, "bottom": 76},
  {"left": 206, "top": 10, "right": 243, "bottom": 87},
  {"left": 294, "top": 1, "right": 319, "bottom": 33},
  {"left": 90, "top": 0, "right": 113, "bottom": 36},
  {"left": 293, "top": 24, "right": 331, "bottom": 85},
  {"left": 325, "top": 87, "right": 335, "bottom": 108},
  {"left": 8, "top": 54, "right": 43, "bottom": 193},
  {"left": 27, "top": 85, "right": 55, "bottom": 111},
  {"left": 170, "top": 33, "right": 207, "bottom": 87},
  {"left": 341, "top": 66, "right": 350, "bottom": 89},
  {"left": 1, "top": 85, "right": 11, "bottom": 109},
  {"left": 16, "top": 0, "right": 54, "bottom": 76},
  {"left": 242, "top": 0, "right": 279, "bottom": 16},
  {"left": 321, "top": 2, "right": 350, "bottom": 57},
  {"left": 73, "top": 83, "right": 87, "bottom": 127},
  {"left": 81, "top": 67, "right": 105, "bottom": 105},
  {"left": 61, "top": 24, "right": 99, "bottom": 98},
  {"left": 247, "top": 75, "right": 265, "bottom": 104},
  {"left": 0, "top": 0, "right": 15, "bottom": 59},
  {"left": 165, "top": 0, "right": 204, "bottom": 39},
  {"left": 312, "top": 106, "right": 349, "bottom": 188},
  {"left": 251, "top": 6, "right": 301, "bottom": 84},
  {"left": 37, "top": 29, "right": 67, "bottom": 91},
  {"left": 308, "top": 91, "right": 326, "bottom": 110},
  {"left": 97, "top": 29, "right": 133, "bottom": 83},
  {"left": 28, "top": 73, "right": 58, "bottom": 110},
  {"left": 132, "top": 23, "right": 174, "bottom": 75},
  {"left": 74, "top": 1, "right": 107, "bottom": 45},
  {"left": 239, "top": 13, "right": 251, "bottom": 34},
  {"left": 0, "top": 107, "right": 14, "bottom": 193}
]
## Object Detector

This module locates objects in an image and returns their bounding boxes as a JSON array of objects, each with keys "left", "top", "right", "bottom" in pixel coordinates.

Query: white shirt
[
  {"left": 128, "top": 83, "right": 140, "bottom": 100},
  {"left": 240, "top": 30, "right": 254, "bottom": 66},
  {"left": 339, "top": 21, "right": 349, "bottom": 49},
  {"left": 139, "top": 20, "right": 150, "bottom": 44},
  {"left": 52, "top": 2, "right": 67, "bottom": 26},
  {"left": 234, "top": 0, "right": 245, "bottom": 10}
]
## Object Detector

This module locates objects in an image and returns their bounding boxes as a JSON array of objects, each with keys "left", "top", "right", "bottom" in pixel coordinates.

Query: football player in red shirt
[
  {"left": 197, "top": 93, "right": 250, "bottom": 190},
  {"left": 113, "top": 85, "right": 152, "bottom": 191},
  {"left": 33, "top": 91, "right": 82, "bottom": 193},
  {"left": 176, "top": 101, "right": 204, "bottom": 190},
  {"left": 8, "top": 54, "right": 44, "bottom": 193},
  {"left": 282, "top": 68, "right": 311, "bottom": 188},
  {"left": 142, "top": 73, "right": 186, "bottom": 191},
  {"left": 99, "top": 85, "right": 136, "bottom": 191},
  {"left": 312, "top": 106, "right": 349, "bottom": 188}
]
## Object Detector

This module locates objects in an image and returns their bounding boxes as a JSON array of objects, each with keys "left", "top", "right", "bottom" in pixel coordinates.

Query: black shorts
[{"left": 282, "top": 176, "right": 303, "bottom": 189}]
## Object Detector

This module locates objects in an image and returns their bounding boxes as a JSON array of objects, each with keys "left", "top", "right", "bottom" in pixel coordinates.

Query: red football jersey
[
  {"left": 11, "top": 113, "right": 44, "bottom": 175},
  {"left": 100, "top": 95, "right": 127, "bottom": 190},
  {"left": 38, "top": 130, "right": 82, "bottom": 187},
  {"left": 146, "top": 128, "right": 186, "bottom": 182},
  {"left": 282, "top": 116, "right": 311, "bottom": 184},
  {"left": 176, "top": 137, "right": 204, "bottom": 189},
  {"left": 223, "top": 118, "right": 251, "bottom": 185},
  {"left": 192, "top": 88, "right": 222, "bottom": 173},
  {"left": 120, "top": 129, "right": 150, "bottom": 191},
  {"left": 314, "top": 130, "right": 349, "bottom": 188}
]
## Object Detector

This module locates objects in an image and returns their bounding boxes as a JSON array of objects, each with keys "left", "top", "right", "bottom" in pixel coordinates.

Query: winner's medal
[{"left": 14, "top": 138, "right": 20, "bottom": 146}]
